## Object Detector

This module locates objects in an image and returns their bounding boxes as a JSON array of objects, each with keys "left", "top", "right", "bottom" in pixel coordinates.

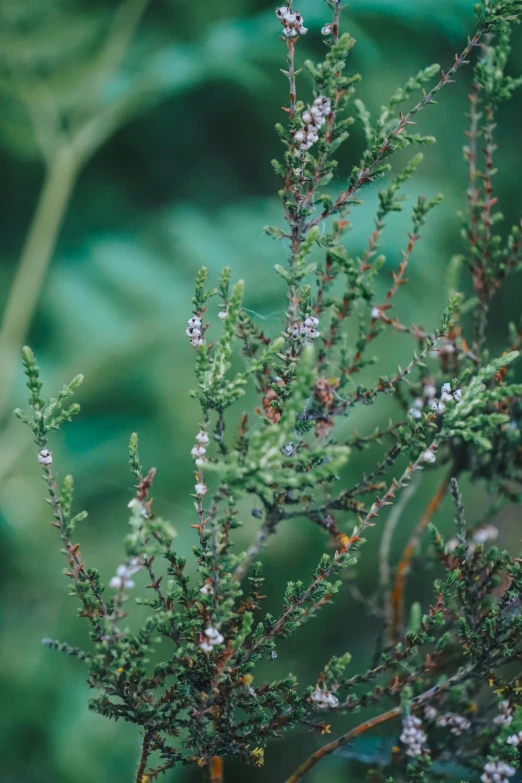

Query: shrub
[{"left": 16, "top": 1, "right": 522, "bottom": 781}]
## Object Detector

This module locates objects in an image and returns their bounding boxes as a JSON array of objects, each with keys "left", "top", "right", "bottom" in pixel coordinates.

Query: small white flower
[
  {"left": 424, "top": 705, "right": 437, "bottom": 720},
  {"left": 304, "top": 316, "right": 319, "bottom": 327},
  {"left": 200, "top": 582, "right": 213, "bottom": 596},
  {"left": 409, "top": 406, "right": 422, "bottom": 420},
  {"left": 196, "top": 431, "right": 210, "bottom": 444},
  {"left": 506, "top": 734, "right": 520, "bottom": 746},
  {"left": 326, "top": 692, "right": 338, "bottom": 708},
  {"left": 307, "top": 328, "right": 320, "bottom": 340},
  {"left": 431, "top": 400, "right": 446, "bottom": 414},
  {"left": 472, "top": 525, "right": 498, "bottom": 544},
  {"left": 195, "top": 482, "right": 208, "bottom": 497},
  {"left": 441, "top": 382, "right": 451, "bottom": 395},
  {"left": 310, "top": 106, "right": 321, "bottom": 118},
  {"left": 445, "top": 537, "right": 460, "bottom": 553},
  {"left": 200, "top": 639, "right": 214, "bottom": 653},
  {"left": 109, "top": 575, "right": 132, "bottom": 590},
  {"left": 186, "top": 326, "right": 201, "bottom": 337},
  {"left": 191, "top": 444, "right": 206, "bottom": 458},
  {"left": 321, "top": 23, "right": 333, "bottom": 35},
  {"left": 190, "top": 335, "right": 204, "bottom": 348},
  {"left": 424, "top": 384, "right": 436, "bottom": 400},
  {"left": 275, "top": 6, "right": 289, "bottom": 19},
  {"left": 187, "top": 317, "right": 201, "bottom": 328},
  {"left": 195, "top": 457, "right": 207, "bottom": 468},
  {"left": 302, "top": 110, "right": 312, "bottom": 124},
  {"left": 128, "top": 498, "right": 147, "bottom": 517},
  {"left": 441, "top": 391, "right": 453, "bottom": 403},
  {"left": 205, "top": 626, "right": 224, "bottom": 645},
  {"left": 294, "top": 130, "right": 305, "bottom": 144},
  {"left": 453, "top": 388, "right": 462, "bottom": 402},
  {"left": 298, "top": 24, "right": 308, "bottom": 34},
  {"left": 371, "top": 306, "right": 381, "bottom": 319},
  {"left": 311, "top": 689, "right": 338, "bottom": 709},
  {"left": 218, "top": 309, "right": 228, "bottom": 320},
  {"left": 38, "top": 448, "right": 52, "bottom": 465},
  {"left": 421, "top": 449, "right": 436, "bottom": 464},
  {"left": 109, "top": 560, "right": 141, "bottom": 590}
]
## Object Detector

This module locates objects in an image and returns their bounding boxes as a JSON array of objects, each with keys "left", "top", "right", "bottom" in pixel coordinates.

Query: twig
[
  {"left": 232, "top": 506, "right": 280, "bottom": 582},
  {"left": 379, "top": 470, "right": 422, "bottom": 630},
  {"left": 284, "top": 664, "right": 475, "bottom": 783},
  {"left": 389, "top": 469, "right": 452, "bottom": 644},
  {"left": 135, "top": 730, "right": 154, "bottom": 783},
  {"left": 305, "top": 31, "right": 483, "bottom": 232},
  {"left": 209, "top": 756, "right": 223, "bottom": 783}
]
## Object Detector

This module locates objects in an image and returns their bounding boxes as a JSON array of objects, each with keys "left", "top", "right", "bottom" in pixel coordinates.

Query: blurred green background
[{"left": 1, "top": 1, "right": 522, "bottom": 781}]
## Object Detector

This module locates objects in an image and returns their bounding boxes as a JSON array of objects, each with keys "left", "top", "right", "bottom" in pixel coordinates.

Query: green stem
[{"left": 0, "top": 146, "right": 80, "bottom": 423}]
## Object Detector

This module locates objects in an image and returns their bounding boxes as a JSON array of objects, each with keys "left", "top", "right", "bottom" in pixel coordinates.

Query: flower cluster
[
  {"left": 400, "top": 714, "right": 427, "bottom": 758},
  {"left": 275, "top": 6, "right": 307, "bottom": 37},
  {"left": 191, "top": 429, "right": 209, "bottom": 469},
  {"left": 200, "top": 626, "right": 224, "bottom": 654},
  {"left": 295, "top": 96, "right": 331, "bottom": 151},
  {"left": 436, "top": 712, "right": 471, "bottom": 736},
  {"left": 186, "top": 316, "right": 204, "bottom": 349},
  {"left": 430, "top": 381, "right": 462, "bottom": 415},
  {"left": 506, "top": 730, "right": 522, "bottom": 746},
  {"left": 472, "top": 524, "right": 499, "bottom": 544},
  {"left": 481, "top": 761, "right": 516, "bottom": 783},
  {"left": 446, "top": 523, "right": 499, "bottom": 554},
  {"left": 192, "top": 429, "right": 209, "bottom": 497},
  {"left": 290, "top": 315, "right": 320, "bottom": 341},
  {"left": 493, "top": 700, "right": 514, "bottom": 728},
  {"left": 109, "top": 557, "right": 142, "bottom": 590},
  {"left": 311, "top": 688, "right": 339, "bottom": 709}
]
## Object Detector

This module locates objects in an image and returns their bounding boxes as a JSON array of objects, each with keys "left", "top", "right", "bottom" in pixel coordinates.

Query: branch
[
  {"left": 389, "top": 468, "right": 452, "bottom": 644},
  {"left": 285, "top": 664, "right": 475, "bottom": 783}
]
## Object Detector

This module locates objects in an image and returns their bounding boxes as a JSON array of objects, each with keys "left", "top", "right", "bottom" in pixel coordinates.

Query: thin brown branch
[
  {"left": 285, "top": 664, "right": 475, "bottom": 783},
  {"left": 389, "top": 469, "right": 452, "bottom": 644}
]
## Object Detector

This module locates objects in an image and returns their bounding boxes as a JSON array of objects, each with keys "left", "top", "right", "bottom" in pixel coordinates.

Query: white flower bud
[
  {"left": 421, "top": 449, "right": 436, "bottom": 464},
  {"left": 187, "top": 317, "right": 201, "bottom": 328},
  {"left": 218, "top": 309, "right": 228, "bottom": 320},
  {"left": 321, "top": 23, "right": 333, "bottom": 35},
  {"left": 196, "top": 431, "right": 210, "bottom": 444},
  {"left": 38, "top": 448, "right": 52, "bottom": 465},
  {"left": 191, "top": 444, "right": 206, "bottom": 458},
  {"left": 302, "top": 110, "right": 312, "bottom": 124},
  {"left": 431, "top": 400, "right": 446, "bottom": 414},
  {"left": 186, "top": 326, "right": 201, "bottom": 337},
  {"left": 200, "top": 582, "right": 213, "bottom": 596},
  {"left": 294, "top": 130, "right": 305, "bottom": 143},
  {"left": 195, "top": 482, "right": 208, "bottom": 497}
]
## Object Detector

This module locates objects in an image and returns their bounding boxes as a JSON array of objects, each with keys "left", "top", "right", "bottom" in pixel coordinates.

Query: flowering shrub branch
[{"left": 15, "top": 0, "right": 522, "bottom": 781}]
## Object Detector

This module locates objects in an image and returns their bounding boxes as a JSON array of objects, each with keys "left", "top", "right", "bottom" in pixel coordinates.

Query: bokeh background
[{"left": 1, "top": 1, "right": 522, "bottom": 781}]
